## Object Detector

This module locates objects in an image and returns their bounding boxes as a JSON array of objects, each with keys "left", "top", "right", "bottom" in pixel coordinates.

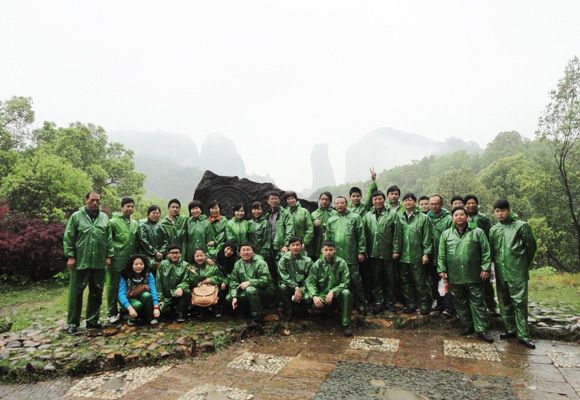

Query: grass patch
[{"left": 528, "top": 267, "right": 580, "bottom": 315}]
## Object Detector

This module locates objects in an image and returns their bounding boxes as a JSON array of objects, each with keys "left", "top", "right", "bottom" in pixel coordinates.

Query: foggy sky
[{"left": 1, "top": 1, "right": 579, "bottom": 190}]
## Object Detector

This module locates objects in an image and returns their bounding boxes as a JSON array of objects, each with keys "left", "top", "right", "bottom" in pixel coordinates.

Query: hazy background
[{"left": 1, "top": 0, "right": 579, "bottom": 192}]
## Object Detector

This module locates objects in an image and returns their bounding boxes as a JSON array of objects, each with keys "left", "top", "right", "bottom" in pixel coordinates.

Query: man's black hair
[
  {"left": 402, "top": 193, "right": 417, "bottom": 202},
  {"left": 371, "top": 190, "right": 386, "bottom": 200},
  {"left": 168, "top": 244, "right": 182, "bottom": 252},
  {"left": 386, "top": 185, "right": 400, "bottom": 195},
  {"left": 167, "top": 198, "right": 181, "bottom": 208},
  {"left": 464, "top": 194, "right": 479, "bottom": 205},
  {"left": 450, "top": 195, "right": 464, "bottom": 205},
  {"left": 493, "top": 199, "right": 510, "bottom": 210},
  {"left": 288, "top": 236, "right": 303, "bottom": 245},
  {"left": 418, "top": 196, "right": 429, "bottom": 202},
  {"left": 349, "top": 186, "right": 362, "bottom": 196},
  {"left": 451, "top": 206, "right": 467, "bottom": 216},
  {"left": 188, "top": 200, "right": 202, "bottom": 212},
  {"left": 121, "top": 197, "right": 134, "bottom": 207},
  {"left": 147, "top": 205, "right": 160, "bottom": 215},
  {"left": 321, "top": 240, "right": 336, "bottom": 248}
]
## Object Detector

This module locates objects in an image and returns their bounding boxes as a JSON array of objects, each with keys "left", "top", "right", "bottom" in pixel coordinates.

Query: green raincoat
[
  {"left": 489, "top": 216, "right": 537, "bottom": 340},
  {"left": 183, "top": 217, "right": 211, "bottom": 262},
  {"left": 427, "top": 208, "right": 452, "bottom": 258},
  {"left": 287, "top": 203, "right": 314, "bottom": 248},
  {"left": 156, "top": 258, "right": 195, "bottom": 317},
  {"left": 277, "top": 251, "right": 313, "bottom": 311},
  {"left": 207, "top": 216, "right": 228, "bottom": 259},
  {"left": 348, "top": 181, "right": 378, "bottom": 217},
  {"left": 305, "top": 255, "right": 352, "bottom": 326},
  {"left": 227, "top": 256, "right": 275, "bottom": 319},
  {"left": 226, "top": 218, "right": 250, "bottom": 248},
  {"left": 264, "top": 207, "right": 293, "bottom": 253},
  {"left": 310, "top": 208, "right": 337, "bottom": 258},
  {"left": 138, "top": 219, "right": 169, "bottom": 266},
  {"left": 400, "top": 210, "right": 433, "bottom": 264},
  {"left": 160, "top": 215, "right": 189, "bottom": 248},
  {"left": 249, "top": 216, "right": 272, "bottom": 259}
]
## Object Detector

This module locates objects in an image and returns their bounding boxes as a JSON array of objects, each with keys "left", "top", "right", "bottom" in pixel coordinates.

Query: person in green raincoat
[
  {"left": 264, "top": 191, "right": 293, "bottom": 280},
  {"left": 326, "top": 196, "right": 367, "bottom": 314},
  {"left": 464, "top": 194, "right": 497, "bottom": 314},
  {"left": 228, "top": 243, "right": 275, "bottom": 327},
  {"left": 399, "top": 193, "right": 433, "bottom": 315},
  {"left": 285, "top": 191, "right": 314, "bottom": 252},
  {"left": 305, "top": 241, "right": 353, "bottom": 336},
  {"left": 386, "top": 185, "right": 402, "bottom": 215},
  {"left": 226, "top": 203, "right": 251, "bottom": 248},
  {"left": 348, "top": 168, "right": 378, "bottom": 217},
  {"left": 107, "top": 197, "right": 139, "bottom": 324},
  {"left": 156, "top": 245, "right": 195, "bottom": 322},
  {"left": 249, "top": 201, "right": 272, "bottom": 261},
  {"left": 138, "top": 205, "right": 169, "bottom": 270},
  {"left": 310, "top": 192, "right": 336, "bottom": 258},
  {"left": 183, "top": 200, "right": 211, "bottom": 263},
  {"left": 277, "top": 237, "right": 312, "bottom": 317},
  {"left": 191, "top": 248, "right": 228, "bottom": 314},
  {"left": 363, "top": 190, "right": 402, "bottom": 314},
  {"left": 427, "top": 195, "right": 454, "bottom": 315},
  {"left": 437, "top": 207, "right": 493, "bottom": 342},
  {"left": 160, "top": 199, "right": 189, "bottom": 248},
  {"left": 207, "top": 200, "right": 228, "bottom": 259},
  {"left": 63, "top": 191, "right": 113, "bottom": 334},
  {"left": 489, "top": 199, "right": 537, "bottom": 349}
]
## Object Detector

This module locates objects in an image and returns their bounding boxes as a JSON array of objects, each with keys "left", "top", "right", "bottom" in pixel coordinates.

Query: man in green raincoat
[
  {"left": 107, "top": 197, "right": 138, "bottom": 324},
  {"left": 156, "top": 245, "right": 195, "bottom": 322},
  {"left": 489, "top": 199, "right": 537, "bottom": 349},
  {"left": 264, "top": 191, "right": 293, "bottom": 279},
  {"left": 138, "top": 205, "right": 169, "bottom": 270},
  {"left": 249, "top": 201, "right": 272, "bottom": 261},
  {"left": 277, "top": 237, "right": 313, "bottom": 317},
  {"left": 348, "top": 168, "right": 378, "bottom": 217},
  {"left": 363, "top": 190, "right": 402, "bottom": 314},
  {"left": 305, "top": 241, "right": 353, "bottom": 336},
  {"left": 427, "top": 195, "right": 454, "bottom": 314},
  {"left": 228, "top": 243, "right": 275, "bottom": 327},
  {"left": 63, "top": 191, "right": 113, "bottom": 334},
  {"left": 310, "top": 192, "right": 337, "bottom": 258},
  {"left": 285, "top": 191, "right": 314, "bottom": 252},
  {"left": 437, "top": 207, "right": 493, "bottom": 342},
  {"left": 464, "top": 194, "right": 497, "bottom": 314},
  {"left": 183, "top": 200, "right": 211, "bottom": 263},
  {"left": 160, "top": 199, "right": 189, "bottom": 248},
  {"left": 326, "top": 196, "right": 367, "bottom": 314},
  {"left": 399, "top": 193, "right": 433, "bottom": 315}
]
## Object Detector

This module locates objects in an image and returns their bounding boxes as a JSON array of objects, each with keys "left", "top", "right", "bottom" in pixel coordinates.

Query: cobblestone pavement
[{"left": 1, "top": 325, "right": 578, "bottom": 399}]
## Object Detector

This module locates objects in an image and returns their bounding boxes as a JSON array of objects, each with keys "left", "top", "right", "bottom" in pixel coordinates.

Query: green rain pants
[
  {"left": 369, "top": 258, "right": 396, "bottom": 308},
  {"left": 106, "top": 269, "right": 122, "bottom": 317},
  {"left": 496, "top": 279, "right": 530, "bottom": 341},
  {"left": 160, "top": 293, "right": 190, "bottom": 319},
  {"left": 308, "top": 289, "right": 353, "bottom": 327},
  {"left": 348, "top": 263, "right": 367, "bottom": 310},
  {"left": 450, "top": 283, "right": 489, "bottom": 333},
  {"left": 227, "top": 286, "right": 275, "bottom": 320},
  {"left": 67, "top": 268, "right": 105, "bottom": 327},
  {"left": 399, "top": 262, "right": 431, "bottom": 312},
  {"left": 129, "top": 291, "right": 155, "bottom": 323},
  {"left": 278, "top": 284, "right": 310, "bottom": 313},
  {"left": 483, "top": 279, "right": 497, "bottom": 311}
]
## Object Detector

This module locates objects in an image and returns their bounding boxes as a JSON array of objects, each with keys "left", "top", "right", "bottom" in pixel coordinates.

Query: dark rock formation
[
  {"left": 310, "top": 143, "right": 336, "bottom": 191},
  {"left": 193, "top": 171, "right": 317, "bottom": 218}
]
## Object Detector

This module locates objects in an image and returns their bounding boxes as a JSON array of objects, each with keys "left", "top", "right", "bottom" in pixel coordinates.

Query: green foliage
[
  {"left": 0, "top": 151, "right": 92, "bottom": 221},
  {"left": 0, "top": 98, "right": 145, "bottom": 221}
]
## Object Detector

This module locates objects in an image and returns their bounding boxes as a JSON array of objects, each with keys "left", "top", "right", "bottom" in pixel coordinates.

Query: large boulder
[{"left": 193, "top": 171, "right": 317, "bottom": 218}]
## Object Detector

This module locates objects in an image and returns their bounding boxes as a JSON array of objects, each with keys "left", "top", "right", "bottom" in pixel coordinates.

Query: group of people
[{"left": 63, "top": 170, "right": 537, "bottom": 348}]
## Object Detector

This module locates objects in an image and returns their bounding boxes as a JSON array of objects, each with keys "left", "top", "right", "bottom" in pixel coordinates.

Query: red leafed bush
[{"left": 0, "top": 206, "right": 65, "bottom": 282}]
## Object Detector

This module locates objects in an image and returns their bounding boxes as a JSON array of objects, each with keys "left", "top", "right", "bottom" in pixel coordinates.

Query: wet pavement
[{"left": 1, "top": 324, "right": 578, "bottom": 399}]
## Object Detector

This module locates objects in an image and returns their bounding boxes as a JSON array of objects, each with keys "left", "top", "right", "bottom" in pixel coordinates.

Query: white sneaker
[
  {"left": 109, "top": 314, "right": 121, "bottom": 324},
  {"left": 150, "top": 319, "right": 158, "bottom": 325}
]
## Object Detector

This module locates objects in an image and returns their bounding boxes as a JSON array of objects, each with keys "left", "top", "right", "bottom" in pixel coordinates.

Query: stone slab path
[{"left": 1, "top": 327, "right": 578, "bottom": 399}]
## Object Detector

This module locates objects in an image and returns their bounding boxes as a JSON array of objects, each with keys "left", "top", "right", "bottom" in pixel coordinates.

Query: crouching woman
[{"left": 119, "top": 254, "right": 161, "bottom": 325}]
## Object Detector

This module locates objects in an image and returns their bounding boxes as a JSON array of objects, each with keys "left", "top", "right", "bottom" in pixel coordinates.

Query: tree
[
  {"left": 537, "top": 56, "right": 580, "bottom": 269},
  {"left": 0, "top": 96, "right": 34, "bottom": 151},
  {"left": 0, "top": 151, "right": 92, "bottom": 221}
]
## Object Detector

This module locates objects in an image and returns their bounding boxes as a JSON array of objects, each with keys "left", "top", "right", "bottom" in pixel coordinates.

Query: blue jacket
[{"left": 118, "top": 272, "right": 159, "bottom": 309}]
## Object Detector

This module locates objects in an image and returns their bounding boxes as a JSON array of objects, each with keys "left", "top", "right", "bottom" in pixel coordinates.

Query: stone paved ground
[{"left": 1, "top": 324, "right": 578, "bottom": 400}]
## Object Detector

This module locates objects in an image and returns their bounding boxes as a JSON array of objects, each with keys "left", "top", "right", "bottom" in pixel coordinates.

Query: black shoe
[
  {"left": 499, "top": 331, "right": 516, "bottom": 340},
  {"left": 371, "top": 305, "right": 383, "bottom": 315},
  {"left": 343, "top": 326, "right": 353, "bottom": 337},
  {"left": 402, "top": 307, "right": 417, "bottom": 314},
  {"left": 384, "top": 304, "right": 396, "bottom": 312},
  {"left": 518, "top": 339, "right": 536, "bottom": 349},
  {"left": 67, "top": 325, "right": 78, "bottom": 334},
  {"left": 460, "top": 327, "right": 474, "bottom": 336},
  {"left": 477, "top": 331, "right": 494, "bottom": 343},
  {"left": 86, "top": 322, "right": 102, "bottom": 329}
]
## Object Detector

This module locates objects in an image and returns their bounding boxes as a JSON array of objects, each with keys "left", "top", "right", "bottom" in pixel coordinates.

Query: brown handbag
[
  {"left": 191, "top": 284, "right": 219, "bottom": 307},
  {"left": 127, "top": 284, "right": 150, "bottom": 299}
]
